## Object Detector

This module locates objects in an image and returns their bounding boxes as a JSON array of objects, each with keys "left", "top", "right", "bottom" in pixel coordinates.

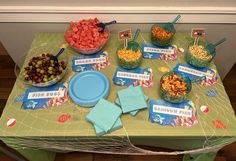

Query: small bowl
[
  {"left": 151, "top": 23, "right": 176, "bottom": 47},
  {"left": 116, "top": 42, "right": 142, "bottom": 69},
  {"left": 16, "top": 48, "right": 68, "bottom": 87},
  {"left": 65, "top": 27, "right": 110, "bottom": 55},
  {"left": 160, "top": 72, "right": 192, "bottom": 103},
  {"left": 185, "top": 44, "right": 215, "bottom": 68}
]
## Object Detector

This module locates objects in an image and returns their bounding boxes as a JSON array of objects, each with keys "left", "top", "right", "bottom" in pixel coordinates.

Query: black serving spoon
[
  {"left": 51, "top": 44, "right": 68, "bottom": 62},
  {"left": 96, "top": 20, "right": 117, "bottom": 33}
]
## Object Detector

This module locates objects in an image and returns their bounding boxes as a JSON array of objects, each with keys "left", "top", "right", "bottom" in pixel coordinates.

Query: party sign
[
  {"left": 173, "top": 63, "right": 214, "bottom": 83},
  {"left": 142, "top": 43, "right": 177, "bottom": 60},
  {"left": 113, "top": 67, "right": 153, "bottom": 87},
  {"left": 22, "top": 83, "right": 68, "bottom": 109},
  {"left": 72, "top": 51, "right": 110, "bottom": 72},
  {"left": 149, "top": 100, "right": 198, "bottom": 127}
]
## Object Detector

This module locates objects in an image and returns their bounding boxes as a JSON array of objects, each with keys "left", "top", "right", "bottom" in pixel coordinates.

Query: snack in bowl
[
  {"left": 186, "top": 45, "right": 213, "bottom": 68},
  {"left": 117, "top": 48, "right": 142, "bottom": 69},
  {"left": 160, "top": 72, "right": 191, "bottom": 103},
  {"left": 21, "top": 53, "right": 67, "bottom": 87},
  {"left": 64, "top": 18, "right": 109, "bottom": 54},
  {"left": 151, "top": 25, "right": 175, "bottom": 46}
]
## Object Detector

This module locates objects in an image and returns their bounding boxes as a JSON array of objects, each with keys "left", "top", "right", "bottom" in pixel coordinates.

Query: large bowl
[
  {"left": 151, "top": 23, "right": 176, "bottom": 47},
  {"left": 185, "top": 44, "right": 215, "bottom": 68},
  {"left": 116, "top": 42, "right": 142, "bottom": 69},
  {"left": 16, "top": 48, "right": 68, "bottom": 87},
  {"left": 65, "top": 27, "right": 110, "bottom": 55},
  {"left": 160, "top": 72, "right": 192, "bottom": 103}
]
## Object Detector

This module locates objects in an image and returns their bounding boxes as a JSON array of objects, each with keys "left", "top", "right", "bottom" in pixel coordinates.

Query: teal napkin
[
  {"left": 86, "top": 99, "right": 122, "bottom": 132},
  {"left": 94, "top": 118, "right": 123, "bottom": 136},
  {"left": 117, "top": 86, "right": 147, "bottom": 113},
  {"left": 115, "top": 94, "right": 148, "bottom": 116}
]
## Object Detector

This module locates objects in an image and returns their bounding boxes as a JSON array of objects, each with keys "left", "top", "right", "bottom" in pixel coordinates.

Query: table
[{"left": 0, "top": 33, "right": 236, "bottom": 161}]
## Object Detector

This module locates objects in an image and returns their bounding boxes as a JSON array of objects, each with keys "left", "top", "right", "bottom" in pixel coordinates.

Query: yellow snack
[
  {"left": 117, "top": 48, "right": 141, "bottom": 62},
  {"left": 189, "top": 45, "right": 212, "bottom": 61}
]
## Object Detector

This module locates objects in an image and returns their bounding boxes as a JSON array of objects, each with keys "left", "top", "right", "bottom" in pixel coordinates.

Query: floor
[{"left": 0, "top": 43, "right": 235, "bottom": 161}]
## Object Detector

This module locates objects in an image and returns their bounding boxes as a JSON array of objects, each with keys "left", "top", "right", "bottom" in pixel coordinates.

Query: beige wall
[
  {"left": 0, "top": 0, "right": 236, "bottom": 7},
  {"left": 0, "top": 23, "right": 235, "bottom": 78}
]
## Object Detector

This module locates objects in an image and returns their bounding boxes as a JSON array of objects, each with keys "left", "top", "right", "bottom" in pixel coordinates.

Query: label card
[
  {"left": 198, "top": 69, "right": 218, "bottom": 87},
  {"left": 173, "top": 64, "right": 215, "bottom": 83},
  {"left": 113, "top": 67, "right": 154, "bottom": 88},
  {"left": 72, "top": 51, "right": 110, "bottom": 72},
  {"left": 142, "top": 43, "right": 177, "bottom": 60},
  {"left": 118, "top": 29, "right": 132, "bottom": 40},
  {"left": 191, "top": 28, "right": 206, "bottom": 37},
  {"left": 149, "top": 100, "right": 198, "bottom": 127},
  {"left": 22, "top": 83, "right": 68, "bottom": 109}
]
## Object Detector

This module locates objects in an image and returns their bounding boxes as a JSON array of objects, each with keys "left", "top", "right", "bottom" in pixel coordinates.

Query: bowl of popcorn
[
  {"left": 160, "top": 72, "right": 192, "bottom": 103},
  {"left": 117, "top": 43, "right": 142, "bottom": 69},
  {"left": 64, "top": 18, "right": 110, "bottom": 55},
  {"left": 151, "top": 24, "right": 175, "bottom": 47},
  {"left": 186, "top": 45, "right": 215, "bottom": 68}
]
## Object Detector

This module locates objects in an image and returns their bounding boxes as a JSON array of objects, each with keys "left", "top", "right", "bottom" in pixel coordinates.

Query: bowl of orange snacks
[
  {"left": 117, "top": 43, "right": 142, "bottom": 69},
  {"left": 151, "top": 24, "right": 175, "bottom": 47},
  {"left": 160, "top": 72, "right": 192, "bottom": 103}
]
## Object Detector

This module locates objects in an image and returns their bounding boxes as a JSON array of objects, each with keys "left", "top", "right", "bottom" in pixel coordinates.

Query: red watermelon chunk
[{"left": 65, "top": 18, "right": 109, "bottom": 52}]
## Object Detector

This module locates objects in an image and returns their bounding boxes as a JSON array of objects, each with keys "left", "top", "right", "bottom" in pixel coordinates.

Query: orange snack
[
  {"left": 151, "top": 27, "right": 174, "bottom": 39},
  {"left": 117, "top": 49, "right": 141, "bottom": 62},
  {"left": 161, "top": 74, "right": 187, "bottom": 96}
]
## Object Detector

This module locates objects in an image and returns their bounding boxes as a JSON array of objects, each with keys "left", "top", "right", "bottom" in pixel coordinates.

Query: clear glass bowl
[
  {"left": 15, "top": 48, "right": 68, "bottom": 87},
  {"left": 116, "top": 42, "right": 142, "bottom": 69},
  {"left": 151, "top": 23, "right": 176, "bottom": 47},
  {"left": 65, "top": 27, "right": 110, "bottom": 55},
  {"left": 160, "top": 72, "right": 192, "bottom": 103},
  {"left": 185, "top": 44, "right": 215, "bottom": 68}
]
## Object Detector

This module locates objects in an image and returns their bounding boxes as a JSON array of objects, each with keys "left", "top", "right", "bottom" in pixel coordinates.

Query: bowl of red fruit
[
  {"left": 17, "top": 51, "right": 68, "bottom": 87},
  {"left": 64, "top": 18, "right": 110, "bottom": 55}
]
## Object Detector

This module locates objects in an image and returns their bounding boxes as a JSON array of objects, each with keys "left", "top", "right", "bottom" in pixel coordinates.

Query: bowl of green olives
[{"left": 17, "top": 50, "right": 68, "bottom": 87}]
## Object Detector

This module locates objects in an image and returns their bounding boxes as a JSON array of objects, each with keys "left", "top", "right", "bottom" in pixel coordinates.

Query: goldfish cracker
[
  {"left": 160, "top": 72, "right": 191, "bottom": 103},
  {"left": 151, "top": 26, "right": 175, "bottom": 46},
  {"left": 117, "top": 48, "right": 142, "bottom": 69}
]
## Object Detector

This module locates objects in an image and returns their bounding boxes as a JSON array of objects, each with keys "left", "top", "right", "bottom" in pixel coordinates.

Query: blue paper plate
[{"left": 69, "top": 71, "right": 110, "bottom": 107}]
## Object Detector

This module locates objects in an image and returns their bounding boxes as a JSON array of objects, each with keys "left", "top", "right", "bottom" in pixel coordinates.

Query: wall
[{"left": 0, "top": 0, "right": 235, "bottom": 78}]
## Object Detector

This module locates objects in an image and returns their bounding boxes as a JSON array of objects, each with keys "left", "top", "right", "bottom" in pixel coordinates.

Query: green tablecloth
[{"left": 0, "top": 33, "right": 235, "bottom": 161}]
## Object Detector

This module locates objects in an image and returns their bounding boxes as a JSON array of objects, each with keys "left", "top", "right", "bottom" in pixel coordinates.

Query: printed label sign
[
  {"left": 23, "top": 83, "right": 68, "bottom": 109},
  {"left": 153, "top": 105, "right": 192, "bottom": 118},
  {"left": 113, "top": 67, "right": 154, "bottom": 88},
  {"left": 74, "top": 57, "right": 106, "bottom": 65},
  {"left": 27, "top": 90, "right": 65, "bottom": 99},
  {"left": 178, "top": 65, "right": 213, "bottom": 79},
  {"left": 116, "top": 71, "right": 150, "bottom": 81},
  {"left": 173, "top": 64, "right": 215, "bottom": 82},
  {"left": 72, "top": 51, "right": 110, "bottom": 72},
  {"left": 149, "top": 100, "right": 198, "bottom": 127},
  {"left": 118, "top": 29, "right": 132, "bottom": 40},
  {"left": 142, "top": 43, "right": 177, "bottom": 60},
  {"left": 191, "top": 28, "right": 206, "bottom": 37}
]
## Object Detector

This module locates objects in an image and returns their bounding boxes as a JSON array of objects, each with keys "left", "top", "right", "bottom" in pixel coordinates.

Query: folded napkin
[
  {"left": 86, "top": 98, "right": 122, "bottom": 133},
  {"left": 115, "top": 91, "right": 148, "bottom": 116},
  {"left": 94, "top": 118, "right": 123, "bottom": 136},
  {"left": 117, "top": 86, "right": 147, "bottom": 114}
]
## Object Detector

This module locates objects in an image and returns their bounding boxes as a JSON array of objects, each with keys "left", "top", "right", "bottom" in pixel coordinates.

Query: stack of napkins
[
  {"left": 86, "top": 99, "right": 122, "bottom": 136},
  {"left": 115, "top": 86, "right": 148, "bottom": 116}
]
